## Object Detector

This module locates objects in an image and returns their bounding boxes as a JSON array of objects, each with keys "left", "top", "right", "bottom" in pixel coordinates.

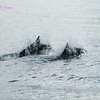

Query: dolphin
[
  {"left": 19, "top": 36, "right": 51, "bottom": 57},
  {"left": 56, "top": 43, "right": 85, "bottom": 60}
]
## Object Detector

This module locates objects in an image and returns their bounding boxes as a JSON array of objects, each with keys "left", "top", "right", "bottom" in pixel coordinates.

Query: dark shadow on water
[{"left": 8, "top": 80, "right": 20, "bottom": 83}]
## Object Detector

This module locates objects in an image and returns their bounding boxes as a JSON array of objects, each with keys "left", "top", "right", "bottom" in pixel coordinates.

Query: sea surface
[{"left": 0, "top": 0, "right": 100, "bottom": 100}]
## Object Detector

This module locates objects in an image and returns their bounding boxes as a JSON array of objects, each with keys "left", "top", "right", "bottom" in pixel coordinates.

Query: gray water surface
[{"left": 0, "top": 0, "right": 100, "bottom": 100}]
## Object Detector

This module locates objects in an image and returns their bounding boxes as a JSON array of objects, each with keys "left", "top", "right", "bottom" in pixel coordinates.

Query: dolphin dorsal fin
[
  {"left": 35, "top": 36, "right": 40, "bottom": 44},
  {"left": 65, "top": 43, "right": 70, "bottom": 48}
]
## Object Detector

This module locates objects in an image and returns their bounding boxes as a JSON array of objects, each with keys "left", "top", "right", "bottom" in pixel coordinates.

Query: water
[{"left": 0, "top": 0, "right": 100, "bottom": 100}]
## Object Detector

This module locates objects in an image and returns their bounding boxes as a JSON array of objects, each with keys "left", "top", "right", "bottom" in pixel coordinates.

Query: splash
[{"left": 0, "top": 35, "right": 86, "bottom": 61}]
